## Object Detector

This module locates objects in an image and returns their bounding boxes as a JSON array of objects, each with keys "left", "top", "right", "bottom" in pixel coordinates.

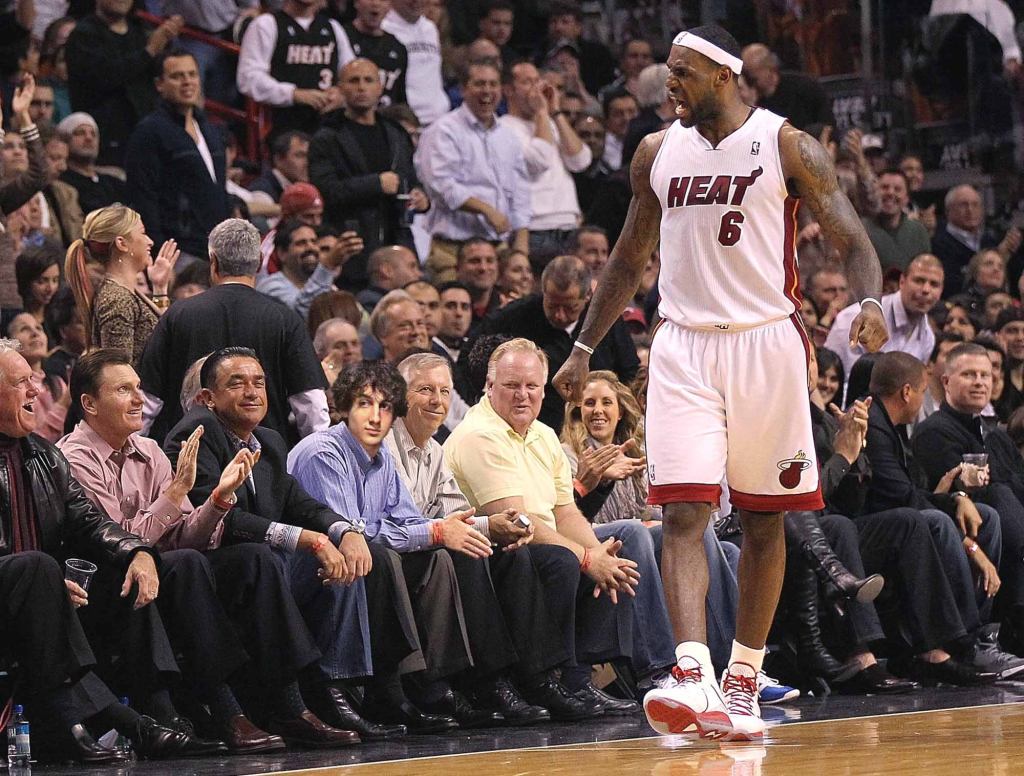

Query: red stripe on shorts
[
  {"left": 729, "top": 487, "right": 824, "bottom": 513},
  {"left": 781, "top": 196, "right": 801, "bottom": 308},
  {"left": 648, "top": 483, "right": 723, "bottom": 506}
]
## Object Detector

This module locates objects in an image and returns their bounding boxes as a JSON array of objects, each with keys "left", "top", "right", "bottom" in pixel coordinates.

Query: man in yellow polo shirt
[{"left": 444, "top": 337, "right": 675, "bottom": 694}]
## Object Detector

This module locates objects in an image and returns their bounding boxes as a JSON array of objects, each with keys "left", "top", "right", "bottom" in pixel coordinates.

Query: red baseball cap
[{"left": 280, "top": 182, "right": 323, "bottom": 216}]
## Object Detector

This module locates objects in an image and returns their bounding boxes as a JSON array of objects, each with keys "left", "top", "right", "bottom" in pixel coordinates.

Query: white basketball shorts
[{"left": 646, "top": 314, "right": 824, "bottom": 512}]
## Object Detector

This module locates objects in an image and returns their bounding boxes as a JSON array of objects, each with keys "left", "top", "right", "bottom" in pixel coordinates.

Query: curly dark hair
[
  {"left": 332, "top": 360, "right": 408, "bottom": 420},
  {"left": 461, "top": 333, "right": 513, "bottom": 405}
]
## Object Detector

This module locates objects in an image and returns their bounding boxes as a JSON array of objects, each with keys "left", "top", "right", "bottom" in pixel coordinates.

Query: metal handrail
[{"left": 135, "top": 9, "right": 268, "bottom": 161}]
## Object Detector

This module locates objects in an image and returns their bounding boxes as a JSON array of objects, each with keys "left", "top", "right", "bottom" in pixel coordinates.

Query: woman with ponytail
[{"left": 65, "top": 204, "right": 178, "bottom": 365}]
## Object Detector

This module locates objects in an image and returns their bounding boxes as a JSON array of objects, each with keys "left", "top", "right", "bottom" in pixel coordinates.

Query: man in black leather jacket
[{"left": 0, "top": 341, "right": 197, "bottom": 762}]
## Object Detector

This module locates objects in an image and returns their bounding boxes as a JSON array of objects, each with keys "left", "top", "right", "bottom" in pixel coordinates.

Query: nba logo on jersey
[{"left": 751, "top": 141, "right": 760, "bottom": 155}]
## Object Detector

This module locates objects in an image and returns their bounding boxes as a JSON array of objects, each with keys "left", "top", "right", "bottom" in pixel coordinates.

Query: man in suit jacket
[
  {"left": 250, "top": 130, "right": 310, "bottom": 205},
  {"left": 470, "top": 255, "right": 639, "bottom": 433},
  {"left": 164, "top": 347, "right": 427, "bottom": 739},
  {"left": 309, "top": 59, "right": 429, "bottom": 290}
]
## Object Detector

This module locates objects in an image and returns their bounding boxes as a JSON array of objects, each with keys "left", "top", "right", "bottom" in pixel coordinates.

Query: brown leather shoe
[
  {"left": 266, "top": 710, "right": 361, "bottom": 748},
  {"left": 221, "top": 714, "right": 286, "bottom": 754}
]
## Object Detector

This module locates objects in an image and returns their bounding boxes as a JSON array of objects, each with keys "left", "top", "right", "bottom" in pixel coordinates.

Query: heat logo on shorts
[{"left": 777, "top": 450, "right": 811, "bottom": 489}]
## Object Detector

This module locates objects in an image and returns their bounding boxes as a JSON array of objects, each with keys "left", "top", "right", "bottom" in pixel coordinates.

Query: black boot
[
  {"left": 785, "top": 562, "right": 859, "bottom": 683},
  {"left": 785, "top": 511, "right": 884, "bottom": 604}
]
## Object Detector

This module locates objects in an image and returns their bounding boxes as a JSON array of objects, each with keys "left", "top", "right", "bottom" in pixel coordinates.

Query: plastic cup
[
  {"left": 65, "top": 558, "right": 98, "bottom": 591},
  {"left": 962, "top": 453, "right": 989, "bottom": 467}
]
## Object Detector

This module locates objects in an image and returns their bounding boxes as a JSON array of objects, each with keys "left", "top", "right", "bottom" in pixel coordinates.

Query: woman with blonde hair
[
  {"left": 561, "top": 370, "right": 650, "bottom": 524},
  {"left": 65, "top": 204, "right": 178, "bottom": 365}
]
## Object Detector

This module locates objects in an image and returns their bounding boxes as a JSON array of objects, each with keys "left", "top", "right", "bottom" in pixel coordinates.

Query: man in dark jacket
[
  {"left": 912, "top": 342, "right": 1024, "bottom": 651},
  {"left": 0, "top": 341, "right": 200, "bottom": 762},
  {"left": 164, "top": 347, "right": 435, "bottom": 738},
  {"left": 309, "top": 58, "right": 428, "bottom": 290},
  {"left": 471, "top": 255, "right": 638, "bottom": 432},
  {"left": 65, "top": 0, "right": 183, "bottom": 165},
  {"left": 124, "top": 50, "right": 230, "bottom": 261}
]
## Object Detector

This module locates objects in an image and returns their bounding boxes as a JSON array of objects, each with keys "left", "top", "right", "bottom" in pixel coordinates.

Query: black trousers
[
  {"left": 0, "top": 552, "right": 116, "bottom": 733},
  {"left": 78, "top": 549, "right": 247, "bottom": 700},
  {"left": 977, "top": 483, "right": 1024, "bottom": 610},
  {"left": 482, "top": 546, "right": 571, "bottom": 677},
  {"left": 817, "top": 514, "right": 885, "bottom": 649},
  {"left": 204, "top": 543, "right": 321, "bottom": 683},
  {"left": 529, "top": 543, "right": 632, "bottom": 668},
  {"left": 363, "top": 543, "right": 426, "bottom": 677},
  {"left": 854, "top": 508, "right": 969, "bottom": 653}
]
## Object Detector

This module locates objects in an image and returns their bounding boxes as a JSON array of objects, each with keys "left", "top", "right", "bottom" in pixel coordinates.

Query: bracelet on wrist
[
  {"left": 573, "top": 478, "right": 590, "bottom": 498},
  {"left": 212, "top": 490, "right": 235, "bottom": 511},
  {"left": 430, "top": 520, "right": 445, "bottom": 546},
  {"left": 579, "top": 547, "right": 592, "bottom": 573},
  {"left": 573, "top": 340, "right": 594, "bottom": 355},
  {"left": 309, "top": 534, "right": 329, "bottom": 554}
]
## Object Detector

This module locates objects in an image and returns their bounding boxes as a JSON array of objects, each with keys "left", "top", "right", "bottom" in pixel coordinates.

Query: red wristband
[
  {"left": 309, "top": 535, "right": 328, "bottom": 555},
  {"left": 212, "top": 491, "right": 234, "bottom": 512},
  {"left": 573, "top": 478, "right": 589, "bottom": 498},
  {"left": 430, "top": 520, "right": 444, "bottom": 546},
  {"left": 580, "top": 548, "right": 592, "bottom": 573}
]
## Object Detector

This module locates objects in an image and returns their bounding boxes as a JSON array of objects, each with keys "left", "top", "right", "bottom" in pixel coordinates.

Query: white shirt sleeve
[
  {"left": 329, "top": 19, "right": 356, "bottom": 70},
  {"left": 289, "top": 389, "right": 330, "bottom": 437},
  {"left": 236, "top": 13, "right": 296, "bottom": 106}
]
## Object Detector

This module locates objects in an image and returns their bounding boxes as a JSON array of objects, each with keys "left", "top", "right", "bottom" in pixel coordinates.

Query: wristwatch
[
  {"left": 339, "top": 520, "right": 366, "bottom": 539},
  {"left": 952, "top": 490, "right": 969, "bottom": 500}
]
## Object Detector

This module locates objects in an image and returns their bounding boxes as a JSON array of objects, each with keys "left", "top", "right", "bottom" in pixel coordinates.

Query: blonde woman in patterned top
[{"left": 64, "top": 204, "right": 179, "bottom": 366}]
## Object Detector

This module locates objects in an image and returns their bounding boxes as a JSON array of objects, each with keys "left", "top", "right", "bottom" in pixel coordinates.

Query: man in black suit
[
  {"left": 470, "top": 255, "right": 638, "bottom": 432},
  {"left": 866, "top": 351, "right": 1008, "bottom": 683},
  {"left": 165, "top": 347, "right": 446, "bottom": 738},
  {"left": 740, "top": 43, "right": 835, "bottom": 132},
  {"left": 912, "top": 342, "right": 1024, "bottom": 653},
  {"left": 138, "top": 218, "right": 328, "bottom": 444},
  {"left": 0, "top": 342, "right": 201, "bottom": 763},
  {"left": 250, "top": 130, "right": 310, "bottom": 205},
  {"left": 309, "top": 58, "right": 429, "bottom": 291}
]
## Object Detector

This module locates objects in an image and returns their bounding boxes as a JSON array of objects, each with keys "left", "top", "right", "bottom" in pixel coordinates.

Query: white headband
[{"left": 673, "top": 31, "right": 743, "bottom": 75}]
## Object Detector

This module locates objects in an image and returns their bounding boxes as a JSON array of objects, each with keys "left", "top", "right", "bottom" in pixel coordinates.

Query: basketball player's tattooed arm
[
  {"left": 553, "top": 132, "right": 667, "bottom": 403},
  {"left": 780, "top": 124, "right": 889, "bottom": 352}
]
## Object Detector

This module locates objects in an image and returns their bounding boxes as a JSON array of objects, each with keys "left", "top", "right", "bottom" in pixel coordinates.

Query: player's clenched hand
[
  {"left": 553, "top": 349, "right": 590, "bottom": 405},
  {"left": 849, "top": 302, "right": 888, "bottom": 352}
]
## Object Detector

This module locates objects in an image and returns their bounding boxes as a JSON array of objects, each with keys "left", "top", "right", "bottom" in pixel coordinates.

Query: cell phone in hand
[
  {"left": 513, "top": 514, "right": 531, "bottom": 530},
  {"left": 342, "top": 219, "right": 360, "bottom": 234}
]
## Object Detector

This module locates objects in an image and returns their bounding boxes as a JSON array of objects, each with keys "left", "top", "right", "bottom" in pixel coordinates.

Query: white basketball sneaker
[
  {"left": 712, "top": 662, "right": 766, "bottom": 742},
  {"left": 643, "top": 657, "right": 731, "bottom": 738}
]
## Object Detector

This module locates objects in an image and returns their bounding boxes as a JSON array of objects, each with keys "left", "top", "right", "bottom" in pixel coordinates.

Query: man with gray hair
[
  {"left": 621, "top": 63, "right": 674, "bottom": 170},
  {"left": 138, "top": 218, "right": 329, "bottom": 443},
  {"left": 472, "top": 255, "right": 638, "bottom": 432},
  {"left": 370, "top": 289, "right": 430, "bottom": 363}
]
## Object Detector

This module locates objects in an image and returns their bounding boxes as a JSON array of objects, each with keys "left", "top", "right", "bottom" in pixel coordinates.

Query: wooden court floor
[{"left": 265, "top": 703, "right": 1024, "bottom": 776}]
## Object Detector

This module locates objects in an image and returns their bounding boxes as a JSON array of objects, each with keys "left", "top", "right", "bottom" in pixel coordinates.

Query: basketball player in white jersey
[{"left": 553, "top": 25, "right": 889, "bottom": 741}]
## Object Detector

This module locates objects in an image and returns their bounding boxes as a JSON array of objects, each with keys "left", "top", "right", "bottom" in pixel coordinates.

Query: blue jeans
[
  {"left": 593, "top": 520, "right": 676, "bottom": 673},
  {"left": 279, "top": 548, "right": 373, "bottom": 680}
]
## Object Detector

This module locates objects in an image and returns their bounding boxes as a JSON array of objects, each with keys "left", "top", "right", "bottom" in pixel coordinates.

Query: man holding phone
[
  {"left": 500, "top": 62, "right": 592, "bottom": 272},
  {"left": 310, "top": 58, "right": 429, "bottom": 291}
]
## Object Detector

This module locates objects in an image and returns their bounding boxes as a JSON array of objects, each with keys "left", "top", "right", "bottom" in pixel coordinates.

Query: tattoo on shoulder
[{"left": 796, "top": 132, "right": 833, "bottom": 182}]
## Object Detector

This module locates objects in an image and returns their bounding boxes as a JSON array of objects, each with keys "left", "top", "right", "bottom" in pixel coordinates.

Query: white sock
[
  {"left": 728, "top": 640, "right": 766, "bottom": 673},
  {"left": 675, "top": 641, "right": 712, "bottom": 672}
]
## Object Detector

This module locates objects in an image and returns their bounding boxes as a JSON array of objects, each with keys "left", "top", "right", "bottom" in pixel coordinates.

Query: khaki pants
[{"left": 426, "top": 237, "right": 462, "bottom": 285}]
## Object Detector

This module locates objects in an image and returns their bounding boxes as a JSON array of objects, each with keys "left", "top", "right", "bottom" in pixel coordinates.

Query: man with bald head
[
  {"left": 310, "top": 58, "right": 429, "bottom": 290},
  {"left": 826, "top": 254, "right": 945, "bottom": 374},
  {"left": 740, "top": 43, "right": 833, "bottom": 131},
  {"left": 357, "top": 245, "right": 423, "bottom": 311},
  {"left": 932, "top": 184, "right": 1021, "bottom": 297}
]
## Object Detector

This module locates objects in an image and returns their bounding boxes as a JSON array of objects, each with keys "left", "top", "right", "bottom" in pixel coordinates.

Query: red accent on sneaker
[
  {"left": 671, "top": 665, "right": 703, "bottom": 683},
  {"left": 721, "top": 671, "right": 758, "bottom": 716}
]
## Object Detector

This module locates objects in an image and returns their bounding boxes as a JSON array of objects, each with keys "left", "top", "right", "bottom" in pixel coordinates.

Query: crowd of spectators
[{"left": 6, "top": 0, "right": 1024, "bottom": 764}]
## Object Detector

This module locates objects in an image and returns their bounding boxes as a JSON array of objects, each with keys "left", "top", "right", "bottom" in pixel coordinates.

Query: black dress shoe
[
  {"left": 834, "top": 663, "right": 918, "bottom": 695},
  {"left": 53, "top": 724, "right": 128, "bottom": 764},
  {"left": 167, "top": 716, "right": 229, "bottom": 756},
  {"left": 266, "top": 710, "right": 360, "bottom": 748},
  {"left": 474, "top": 677, "right": 550, "bottom": 726},
  {"left": 312, "top": 685, "right": 406, "bottom": 739},
  {"left": 521, "top": 679, "right": 601, "bottom": 721},
  {"left": 420, "top": 688, "right": 504, "bottom": 729},
  {"left": 362, "top": 696, "right": 458, "bottom": 734},
  {"left": 574, "top": 683, "right": 640, "bottom": 715},
  {"left": 905, "top": 656, "right": 999, "bottom": 687},
  {"left": 132, "top": 715, "right": 191, "bottom": 759}
]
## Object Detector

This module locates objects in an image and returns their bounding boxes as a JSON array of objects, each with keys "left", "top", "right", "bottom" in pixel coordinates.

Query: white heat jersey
[{"left": 650, "top": 108, "right": 799, "bottom": 329}]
